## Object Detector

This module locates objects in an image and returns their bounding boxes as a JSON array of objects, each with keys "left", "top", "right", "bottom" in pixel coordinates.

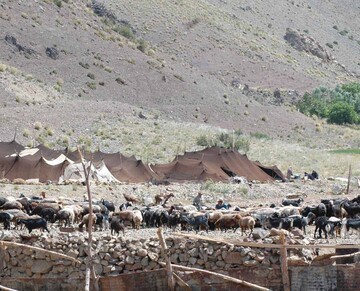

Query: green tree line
[{"left": 297, "top": 82, "right": 360, "bottom": 125}]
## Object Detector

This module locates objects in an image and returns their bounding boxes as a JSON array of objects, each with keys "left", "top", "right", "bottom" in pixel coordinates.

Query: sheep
[
  {"left": 110, "top": 217, "right": 125, "bottom": 236},
  {"left": 55, "top": 208, "right": 75, "bottom": 227},
  {"left": 208, "top": 211, "right": 224, "bottom": 230},
  {"left": 239, "top": 216, "right": 255, "bottom": 235},
  {"left": 113, "top": 210, "right": 143, "bottom": 229},
  {"left": 79, "top": 213, "right": 97, "bottom": 231},
  {"left": 18, "top": 218, "right": 49, "bottom": 233},
  {"left": 215, "top": 214, "right": 241, "bottom": 232},
  {"left": 31, "top": 203, "right": 62, "bottom": 216},
  {"left": 0, "top": 201, "right": 24, "bottom": 211}
]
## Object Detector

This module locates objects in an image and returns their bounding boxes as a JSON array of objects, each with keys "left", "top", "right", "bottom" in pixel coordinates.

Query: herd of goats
[{"left": 0, "top": 190, "right": 360, "bottom": 240}]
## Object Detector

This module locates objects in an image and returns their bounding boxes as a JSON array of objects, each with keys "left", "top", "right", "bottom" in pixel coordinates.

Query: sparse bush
[
  {"left": 137, "top": 39, "right": 147, "bottom": 53},
  {"left": 115, "top": 77, "right": 126, "bottom": 85},
  {"left": 250, "top": 132, "right": 269, "bottom": 139},
  {"left": 86, "top": 82, "right": 96, "bottom": 90},
  {"left": 53, "top": 0, "right": 62, "bottom": 8},
  {"left": 34, "top": 122, "right": 42, "bottom": 130},
  {"left": 326, "top": 43, "right": 333, "bottom": 49},
  {"left": 23, "top": 129, "right": 31, "bottom": 138},
  {"left": 87, "top": 72, "right": 95, "bottom": 80},
  {"left": 79, "top": 62, "right": 90, "bottom": 69}
]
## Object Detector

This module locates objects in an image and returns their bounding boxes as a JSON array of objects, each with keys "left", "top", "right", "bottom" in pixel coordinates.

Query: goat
[
  {"left": 325, "top": 217, "right": 342, "bottom": 238},
  {"left": 154, "top": 193, "right": 175, "bottom": 206},
  {"left": 341, "top": 202, "right": 360, "bottom": 218},
  {"left": 314, "top": 216, "right": 329, "bottom": 239},
  {"left": 282, "top": 198, "right": 303, "bottom": 207},
  {"left": 101, "top": 199, "right": 115, "bottom": 212},
  {"left": 18, "top": 218, "right": 49, "bottom": 233},
  {"left": 343, "top": 218, "right": 360, "bottom": 237},
  {"left": 182, "top": 212, "right": 210, "bottom": 233},
  {"left": 119, "top": 202, "right": 133, "bottom": 211},
  {"left": 0, "top": 212, "right": 11, "bottom": 230},
  {"left": 110, "top": 217, "right": 125, "bottom": 236}
]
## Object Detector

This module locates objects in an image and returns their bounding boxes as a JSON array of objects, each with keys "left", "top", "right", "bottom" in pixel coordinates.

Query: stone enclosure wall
[{"left": 1, "top": 232, "right": 359, "bottom": 291}]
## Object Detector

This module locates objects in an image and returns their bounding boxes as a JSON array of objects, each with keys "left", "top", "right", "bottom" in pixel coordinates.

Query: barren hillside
[{"left": 0, "top": 0, "right": 359, "bottom": 174}]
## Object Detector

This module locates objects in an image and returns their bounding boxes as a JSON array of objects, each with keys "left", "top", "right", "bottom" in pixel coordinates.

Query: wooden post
[
  {"left": 78, "top": 147, "right": 99, "bottom": 291},
  {"left": 279, "top": 232, "right": 290, "bottom": 291},
  {"left": 346, "top": 164, "right": 351, "bottom": 194},
  {"left": 0, "top": 285, "right": 18, "bottom": 291},
  {"left": 157, "top": 227, "right": 175, "bottom": 291}
]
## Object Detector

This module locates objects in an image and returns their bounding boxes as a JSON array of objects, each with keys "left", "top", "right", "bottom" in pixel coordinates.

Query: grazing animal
[
  {"left": 188, "top": 212, "right": 210, "bottom": 233},
  {"left": 215, "top": 214, "right": 241, "bottom": 232},
  {"left": 119, "top": 202, "right": 133, "bottom": 211},
  {"left": 79, "top": 213, "right": 97, "bottom": 231},
  {"left": 0, "top": 212, "right": 11, "bottom": 230},
  {"left": 110, "top": 217, "right": 125, "bottom": 236},
  {"left": 101, "top": 199, "right": 115, "bottom": 212},
  {"left": 154, "top": 193, "right": 175, "bottom": 206},
  {"left": 341, "top": 202, "right": 360, "bottom": 218},
  {"left": 54, "top": 208, "right": 75, "bottom": 227},
  {"left": 0, "top": 201, "right": 24, "bottom": 211},
  {"left": 123, "top": 193, "right": 139, "bottom": 204},
  {"left": 325, "top": 217, "right": 342, "bottom": 238},
  {"left": 282, "top": 198, "right": 303, "bottom": 207},
  {"left": 39, "top": 208, "right": 57, "bottom": 223},
  {"left": 239, "top": 216, "right": 255, "bottom": 235},
  {"left": 18, "top": 218, "right": 49, "bottom": 233},
  {"left": 344, "top": 218, "right": 360, "bottom": 237},
  {"left": 314, "top": 216, "right": 329, "bottom": 239}
]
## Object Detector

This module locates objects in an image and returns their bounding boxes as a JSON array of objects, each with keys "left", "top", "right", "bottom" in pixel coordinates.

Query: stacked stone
[{"left": 1, "top": 233, "right": 283, "bottom": 279}]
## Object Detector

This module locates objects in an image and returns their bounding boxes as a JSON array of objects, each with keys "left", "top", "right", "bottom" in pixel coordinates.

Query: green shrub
[
  {"left": 87, "top": 73, "right": 95, "bottom": 80},
  {"left": 327, "top": 102, "right": 358, "bottom": 124}
]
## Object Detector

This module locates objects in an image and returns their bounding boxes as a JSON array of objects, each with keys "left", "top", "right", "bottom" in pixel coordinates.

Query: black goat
[
  {"left": 0, "top": 212, "right": 11, "bottom": 230},
  {"left": 18, "top": 218, "right": 50, "bottom": 233},
  {"left": 314, "top": 216, "right": 329, "bottom": 239},
  {"left": 282, "top": 198, "right": 303, "bottom": 207},
  {"left": 119, "top": 202, "right": 133, "bottom": 211},
  {"left": 187, "top": 213, "right": 210, "bottom": 233},
  {"left": 345, "top": 218, "right": 360, "bottom": 235},
  {"left": 101, "top": 199, "right": 115, "bottom": 212},
  {"left": 39, "top": 208, "right": 56, "bottom": 223},
  {"left": 341, "top": 202, "right": 360, "bottom": 218},
  {"left": 110, "top": 217, "right": 125, "bottom": 236}
]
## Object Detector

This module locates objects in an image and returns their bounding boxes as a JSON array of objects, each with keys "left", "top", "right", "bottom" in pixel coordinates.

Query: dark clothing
[{"left": 215, "top": 203, "right": 229, "bottom": 210}]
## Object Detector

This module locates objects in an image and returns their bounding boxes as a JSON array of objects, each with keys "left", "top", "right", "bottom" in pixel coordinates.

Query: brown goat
[{"left": 154, "top": 193, "right": 175, "bottom": 206}]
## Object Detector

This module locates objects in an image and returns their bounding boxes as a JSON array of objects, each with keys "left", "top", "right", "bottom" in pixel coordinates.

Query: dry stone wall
[{"left": 0, "top": 232, "right": 281, "bottom": 282}]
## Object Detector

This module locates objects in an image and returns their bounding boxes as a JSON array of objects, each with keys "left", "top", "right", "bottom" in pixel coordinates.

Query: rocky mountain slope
[{"left": 0, "top": 0, "right": 359, "bottom": 169}]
